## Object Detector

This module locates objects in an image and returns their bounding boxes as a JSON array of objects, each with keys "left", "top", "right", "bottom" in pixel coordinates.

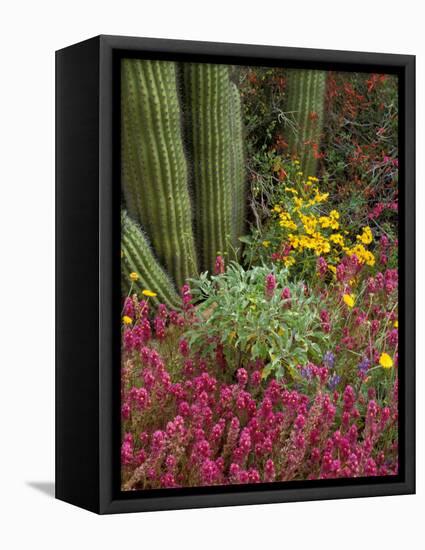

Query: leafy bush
[{"left": 186, "top": 263, "right": 329, "bottom": 380}]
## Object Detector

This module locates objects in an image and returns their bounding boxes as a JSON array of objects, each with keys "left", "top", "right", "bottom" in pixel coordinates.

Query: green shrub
[{"left": 186, "top": 263, "right": 330, "bottom": 380}]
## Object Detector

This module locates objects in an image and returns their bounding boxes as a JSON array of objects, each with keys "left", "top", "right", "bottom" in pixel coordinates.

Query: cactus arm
[
  {"left": 284, "top": 69, "right": 326, "bottom": 177},
  {"left": 121, "top": 59, "right": 198, "bottom": 288},
  {"left": 184, "top": 63, "right": 245, "bottom": 272},
  {"left": 121, "top": 211, "right": 181, "bottom": 309}
]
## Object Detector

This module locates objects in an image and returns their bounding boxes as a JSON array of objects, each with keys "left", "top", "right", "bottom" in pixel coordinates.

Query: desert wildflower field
[{"left": 120, "top": 61, "right": 399, "bottom": 490}]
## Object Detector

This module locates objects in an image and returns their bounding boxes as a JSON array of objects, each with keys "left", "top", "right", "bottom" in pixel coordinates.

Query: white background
[{"left": 0, "top": 1, "right": 422, "bottom": 548}]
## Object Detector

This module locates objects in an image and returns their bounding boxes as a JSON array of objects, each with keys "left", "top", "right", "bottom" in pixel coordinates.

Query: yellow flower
[
  {"left": 343, "top": 294, "right": 355, "bottom": 308},
  {"left": 283, "top": 255, "right": 295, "bottom": 267},
  {"left": 294, "top": 197, "right": 304, "bottom": 209},
  {"left": 347, "top": 244, "right": 375, "bottom": 266},
  {"left": 300, "top": 214, "right": 317, "bottom": 235},
  {"left": 273, "top": 205, "right": 282, "bottom": 213},
  {"left": 394, "top": 320, "right": 398, "bottom": 328},
  {"left": 142, "top": 289, "right": 157, "bottom": 297},
  {"left": 357, "top": 226, "right": 373, "bottom": 245},
  {"left": 288, "top": 234, "right": 300, "bottom": 249},
  {"left": 129, "top": 272, "right": 139, "bottom": 281},
  {"left": 328, "top": 265, "right": 337, "bottom": 275},
  {"left": 313, "top": 235, "right": 331, "bottom": 255},
  {"left": 279, "top": 211, "right": 297, "bottom": 230},
  {"left": 262, "top": 240, "right": 271, "bottom": 247},
  {"left": 313, "top": 191, "right": 329, "bottom": 203},
  {"left": 379, "top": 352, "right": 393, "bottom": 369},
  {"left": 122, "top": 315, "right": 133, "bottom": 325},
  {"left": 319, "top": 216, "right": 331, "bottom": 229},
  {"left": 278, "top": 327, "right": 285, "bottom": 336},
  {"left": 318, "top": 211, "right": 340, "bottom": 230},
  {"left": 330, "top": 233, "right": 344, "bottom": 246},
  {"left": 365, "top": 252, "right": 375, "bottom": 266}
]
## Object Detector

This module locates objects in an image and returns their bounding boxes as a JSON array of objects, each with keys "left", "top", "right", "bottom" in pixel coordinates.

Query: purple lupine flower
[
  {"left": 300, "top": 365, "right": 313, "bottom": 380},
  {"left": 328, "top": 373, "right": 341, "bottom": 391},
  {"left": 323, "top": 351, "right": 335, "bottom": 369},
  {"left": 357, "top": 356, "right": 370, "bottom": 377}
]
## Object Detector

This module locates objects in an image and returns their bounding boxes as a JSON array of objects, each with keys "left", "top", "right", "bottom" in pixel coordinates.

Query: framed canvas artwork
[{"left": 56, "top": 35, "right": 415, "bottom": 513}]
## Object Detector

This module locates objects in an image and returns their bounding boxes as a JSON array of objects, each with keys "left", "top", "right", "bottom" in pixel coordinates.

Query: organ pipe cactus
[
  {"left": 121, "top": 210, "right": 181, "bottom": 310},
  {"left": 284, "top": 69, "right": 326, "bottom": 177},
  {"left": 183, "top": 63, "right": 246, "bottom": 273},
  {"left": 121, "top": 58, "right": 198, "bottom": 288}
]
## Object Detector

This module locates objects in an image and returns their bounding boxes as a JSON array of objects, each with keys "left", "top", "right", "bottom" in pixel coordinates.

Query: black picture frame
[{"left": 56, "top": 35, "right": 415, "bottom": 514}]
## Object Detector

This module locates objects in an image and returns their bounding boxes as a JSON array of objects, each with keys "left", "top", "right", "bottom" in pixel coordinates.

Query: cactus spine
[
  {"left": 183, "top": 63, "right": 245, "bottom": 273},
  {"left": 284, "top": 69, "right": 326, "bottom": 177},
  {"left": 121, "top": 211, "right": 181, "bottom": 309},
  {"left": 121, "top": 58, "right": 198, "bottom": 289}
]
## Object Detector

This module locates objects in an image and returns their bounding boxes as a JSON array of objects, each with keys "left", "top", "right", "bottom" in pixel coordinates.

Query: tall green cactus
[
  {"left": 183, "top": 63, "right": 246, "bottom": 273},
  {"left": 121, "top": 58, "right": 198, "bottom": 289},
  {"left": 284, "top": 69, "right": 326, "bottom": 177},
  {"left": 121, "top": 211, "right": 181, "bottom": 310}
]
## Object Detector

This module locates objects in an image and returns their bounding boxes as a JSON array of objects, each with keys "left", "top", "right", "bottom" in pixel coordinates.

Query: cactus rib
[{"left": 228, "top": 82, "right": 246, "bottom": 249}]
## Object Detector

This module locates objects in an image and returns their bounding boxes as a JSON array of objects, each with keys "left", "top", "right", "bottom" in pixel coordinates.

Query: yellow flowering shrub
[{"left": 267, "top": 161, "right": 375, "bottom": 271}]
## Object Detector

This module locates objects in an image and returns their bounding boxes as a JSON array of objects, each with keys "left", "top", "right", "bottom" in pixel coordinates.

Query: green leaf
[
  {"left": 238, "top": 235, "right": 252, "bottom": 244},
  {"left": 262, "top": 362, "right": 276, "bottom": 380},
  {"left": 310, "top": 342, "right": 323, "bottom": 360}
]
